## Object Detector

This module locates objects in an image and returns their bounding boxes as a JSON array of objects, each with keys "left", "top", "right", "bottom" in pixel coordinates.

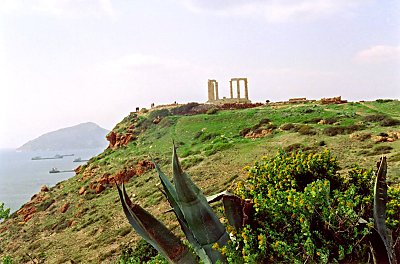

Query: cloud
[
  {"left": 178, "top": 0, "right": 366, "bottom": 23},
  {"left": 0, "top": 0, "right": 116, "bottom": 18},
  {"left": 354, "top": 45, "right": 400, "bottom": 64}
]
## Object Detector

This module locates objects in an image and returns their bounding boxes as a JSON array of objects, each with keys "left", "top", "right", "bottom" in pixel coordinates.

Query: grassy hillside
[{"left": 1, "top": 100, "right": 400, "bottom": 263}]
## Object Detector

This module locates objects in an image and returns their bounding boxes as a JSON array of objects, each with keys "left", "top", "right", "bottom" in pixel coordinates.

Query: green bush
[
  {"left": 368, "top": 145, "right": 393, "bottom": 156},
  {"left": 206, "top": 108, "right": 219, "bottom": 115},
  {"left": 376, "top": 99, "right": 394, "bottom": 103},
  {"left": 2, "top": 256, "right": 13, "bottom": 264},
  {"left": 0, "top": 202, "right": 10, "bottom": 220},
  {"left": 181, "top": 155, "right": 204, "bottom": 169},
  {"left": 363, "top": 114, "right": 387, "bottom": 122},
  {"left": 148, "top": 109, "right": 171, "bottom": 120},
  {"left": 222, "top": 150, "right": 399, "bottom": 263},
  {"left": 118, "top": 239, "right": 160, "bottom": 264},
  {"left": 381, "top": 118, "right": 400, "bottom": 127},
  {"left": 294, "top": 125, "right": 317, "bottom": 135},
  {"left": 323, "top": 124, "right": 364, "bottom": 136},
  {"left": 280, "top": 123, "right": 295, "bottom": 131}
]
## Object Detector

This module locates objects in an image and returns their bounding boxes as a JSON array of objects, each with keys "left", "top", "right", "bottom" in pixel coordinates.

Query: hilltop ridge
[
  {"left": 1, "top": 100, "right": 400, "bottom": 263},
  {"left": 17, "top": 122, "right": 109, "bottom": 151}
]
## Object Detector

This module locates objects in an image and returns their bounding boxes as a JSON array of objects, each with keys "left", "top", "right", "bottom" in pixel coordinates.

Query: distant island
[{"left": 17, "top": 122, "right": 109, "bottom": 151}]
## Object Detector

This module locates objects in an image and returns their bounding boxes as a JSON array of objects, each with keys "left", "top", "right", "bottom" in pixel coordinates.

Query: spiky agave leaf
[
  {"left": 116, "top": 183, "right": 197, "bottom": 264},
  {"left": 172, "top": 145, "right": 229, "bottom": 263},
  {"left": 373, "top": 157, "right": 396, "bottom": 264},
  {"left": 154, "top": 162, "right": 211, "bottom": 264},
  {"left": 222, "top": 195, "right": 247, "bottom": 231}
]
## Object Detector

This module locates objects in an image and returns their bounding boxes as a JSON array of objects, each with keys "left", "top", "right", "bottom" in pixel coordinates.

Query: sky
[{"left": 0, "top": 0, "right": 399, "bottom": 148}]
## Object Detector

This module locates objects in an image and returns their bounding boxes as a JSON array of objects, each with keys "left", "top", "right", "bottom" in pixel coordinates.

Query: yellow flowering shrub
[{"left": 223, "top": 150, "right": 400, "bottom": 263}]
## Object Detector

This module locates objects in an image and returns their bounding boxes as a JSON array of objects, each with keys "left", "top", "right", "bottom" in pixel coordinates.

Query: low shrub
[
  {"left": 280, "top": 123, "right": 295, "bottom": 131},
  {"left": 363, "top": 114, "right": 387, "bottom": 122},
  {"left": 302, "top": 108, "right": 314, "bottom": 113},
  {"left": 323, "top": 124, "right": 364, "bottom": 136},
  {"left": 372, "top": 145, "right": 393, "bottom": 155},
  {"left": 193, "top": 131, "right": 219, "bottom": 142},
  {"left": 390, "top": 152, "right": 400, "bottom": 162},
  {"left": 37, "top": 199, "right": 55, "bottom": 212},
  {"left": 118, "top": 239, "right": 159, "bottom": 264},
  {"left": 181, "top": 155, "right": 204, "bottom": 169},
  {"left": 324, "top": 127, "right": 345, "bottom": 136},
  {"left": 283, "top": 143, "right": 314, "bottom": 152},
  {"left": 226, "top": 150, "right": 400, "bottom": 263},
  {"left": 119, "top": 226, "right": 132, "bottom": 237},
  {"left": 381, "top": 118, "right": 400, "bottom": 127},
  {"left": 376, "top": 99, "right": 394, "bottom": 103},
  {"left": 170, "top": 102, "right": 199, "bottom": 115},
  {"left": 200, "top": 132, "right": 219, "bottom": 142},
  {"left": 148, "top": 109, "right": 170, "bottom": 120},
  {"left": 304, "top": 117, "right": 321, "bottom": 124},
  {"left": 206, "top": 108, "right": 219, "bottom": 115},
  {"left": 324, "top": 117, "right": 338, "bottom": 124},
  {"left": 158, "top": 117, "right": 175, "bottom": 128},
  {"left": 351, "top": 132, "right": 371, "bottom": 141},
  {"left": 0, "top": 203, "right": 10, "bottom": 220},
  {"left": 294, "top": 125, "right": 317, "bottom": 135}
]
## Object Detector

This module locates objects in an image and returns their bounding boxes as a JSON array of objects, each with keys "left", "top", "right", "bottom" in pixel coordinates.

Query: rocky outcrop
[
  {"left": 245, "top": 128, "right": 273, "bottom": 139},
  {"left": 41, "top": 185, "right": 49, "bottom": 192},
  {"left": 106, "top": 131, "right": 136, "bottom": 149},
  {"left": 78, "top": 187, "right": 86, "bottom": 195},
  {"left": 372, "top": 131, "right": 400, "bottom": 143},
  {"left": 60, "top": 203, "right": 69, "bottom": 213},
  {"left": 87, "top": 160, "right": 154, "bottom": 194}
]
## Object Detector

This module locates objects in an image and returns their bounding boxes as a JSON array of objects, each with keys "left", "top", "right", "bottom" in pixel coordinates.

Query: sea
[{"left": 0, "top": 148, "right": 104, "bottom": 213}]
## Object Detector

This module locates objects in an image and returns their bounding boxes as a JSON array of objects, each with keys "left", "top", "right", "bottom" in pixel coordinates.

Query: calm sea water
[{"left": 0, "top": 148, "right": 104, "bottom": 213}]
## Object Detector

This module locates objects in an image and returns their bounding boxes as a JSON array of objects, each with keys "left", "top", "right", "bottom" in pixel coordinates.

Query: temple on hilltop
[{"left": 207, "top": 78, "right": 251, "bottom": 104}]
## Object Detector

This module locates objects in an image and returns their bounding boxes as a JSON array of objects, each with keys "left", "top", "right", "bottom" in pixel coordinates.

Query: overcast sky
[{"left": 0, "top": 0, "right": 399, "bottom": 148}]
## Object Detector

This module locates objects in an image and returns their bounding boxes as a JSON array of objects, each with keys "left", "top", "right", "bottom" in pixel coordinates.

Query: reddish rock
[
  {"left": 78, "top": 187, "right": 86, "bottom": 195},
  {"left": 153, "top": 116, "right": 161, "bottom": 124},
  {"left": 95, "top": 184, "right": 105, "bottom": 194},
  {"left": 75, "top": 165, "right": 82, "bottom": 174},
  {"left": 17, "top": 205, "right": 37, "bottom": 223},
  {"left": 41, "top": 185, "right": 49, "bottom": 192},
  {"left": 106, "top": 131, "right": 117, "bottom": 148},
  {"left": 60, "top": 203, "right": 70, "bottom": 213},
  {"left": 68, "top": 220, "right": 77, "bottom": 227}
]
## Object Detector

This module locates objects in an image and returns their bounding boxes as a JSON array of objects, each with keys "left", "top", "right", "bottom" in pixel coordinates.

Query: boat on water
[
  {"left": 73, "top": 157, "right": 89, "bottom": 162},
  {"left": 61, "top": 154, "right": 74, "bottom": 157},
  {"left": 49, "top": 168, "right": 60, "bottom": 173},
  {"left": 31, "top": 154, "right": 71, "bottom": 160}
]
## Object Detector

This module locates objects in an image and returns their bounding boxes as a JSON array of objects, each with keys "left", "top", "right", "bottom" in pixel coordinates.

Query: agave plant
[
  {"left": 371, "top": 157, "right": 397, "bottom": 264},
  {"left": 117, "top": 145, "right": 251, "bottom": 264}
]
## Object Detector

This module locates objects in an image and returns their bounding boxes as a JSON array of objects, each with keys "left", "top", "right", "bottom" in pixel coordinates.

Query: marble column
[
  {"left": 229, "top": 80, "right": 233, "bottom": 98},
  {"left": 215, "top": 81, "right": 219, "bottom": 100},
  {"left": 244, "top": 79, "right": 248, "bottom": 100}
]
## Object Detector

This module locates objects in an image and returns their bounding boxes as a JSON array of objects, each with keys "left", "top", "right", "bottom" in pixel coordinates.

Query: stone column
[
  {"left": 229, "top": 80, "right": 233, "bottom": 98},
  {"left": 237, "top": 80, "right": 241, "bottom": 99},
  {"left": 208, "top": 80, "right": 215, "bottom": 101},
  {"left": 215, "top": 81, "right": 219, "bottom": 100},
  {"left": 244, "top": 78, "right": 248, "bottom": 100}
]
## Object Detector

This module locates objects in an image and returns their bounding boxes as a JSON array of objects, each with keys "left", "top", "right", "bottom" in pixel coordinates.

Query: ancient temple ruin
[
  {"left": 207, "top": 79, "right": 219, "bottom": 101},
  {"left": 207, "top": 78, "right": 251, "bottom": 104}
]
